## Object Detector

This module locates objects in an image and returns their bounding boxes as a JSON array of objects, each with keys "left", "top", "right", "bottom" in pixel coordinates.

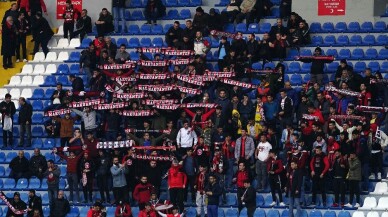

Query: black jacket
[
  {"left": 76, "top": 15, "right": 92, "bottom": 33},
  {"left": 278, "top": 96, "right": 293, "bottom": 117},
  {"left": 9, "top": 156, "right": 30, "bottom": 174},
  {"left": 112, "top": 0, "right": 126, "bottom": 7},
  {"left": 246, "top": 39, "right": 259, "bottom": 61},
  {"left": 2, "top": 9, "right": 19, "bottom": 24},
  {"left": 165, "top": 26, "right": 183, "bottom": 46},
  {"left": 205, "top": 182, "right": 222, "bottom": 205},
  {"left": 50, "top": 198, "right": 70, "bottom": 217},
  {"left": 79, "top": 48, "right": 97, "bottom": 69},
  {"left": 242, "top": 186, "right": 256, "bottom": 208},
  {"left": 32, "top": 17, "right": 54, "bottom": 40},
  {"left": 71, "top": 77, "right": 85, "bottom": 92},
  {"left": 27, "top": 195, "right": 43, "bottom": 217},
  {"left": 18, "top": 102, "right": 33, "bottom": 124},
  {"left": 29, "top": 154, "right": 48, "bottom": 178},
  {"left": 286, "top": 168, "right": 303, "bottom": 198},
  {"left": 51, "top": 89, "right": 67, "bottom": 104},
  {"left": 269, "top": 25, "right": 288, "bottom": 40},
  {"left": 89, "top": 74, "right": 107, "bottom": 92},
  {"left": 6, "top": 198, "right": 27, "bottom": 217},
  {"left": 96, "top": 155, "right": 112, "bottom": 176},
  {"left": 0, "top": 100, "right": 16, "bottom": 124},
  {"left": 1, "top": 22, "right": 17, "bottom": 57}
]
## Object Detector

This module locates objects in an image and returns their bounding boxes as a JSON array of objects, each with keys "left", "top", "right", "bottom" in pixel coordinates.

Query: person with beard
[
  {"left": 27, "top": 190, "right": 42, "bottom": 217},
  {"left": 165, "top": 21, "right": 183, "bottom": 47},
  {"left": 258, "top": 33, "right": 272, "bottom": 64},
  {"left": 43, "top": 160, "right": 61, "bottom": 208},
  {"left": 298, "top": 47, "right": 334, "bottom": 85},
  {"left": 193, "top": 31, "right": 210, "bottom": 56},
  {"left": 95, "top": 8, "right": 114, "bottom": 36},
  {"left": 309, "top": 146, "right": 329, "bottom": 207},
  {"left": 231, "top": 32, "right": 247, "bottom": 59},
  {"left": 72, "top": 9, "right": 92, "bottom": 41},
  {"left": 79, "top": 151, "right": 95, "bottom": 203},
  {"left": 331, "top": 149, "right": 347, "bottom": 208},
  {"left": 241, "top": 180, "right": 256, "bottom": 217},
  {"left": 6, "top": 192, "right": 27, "bottom": 217},
  {"left": 134, "top": 175, "right": 155, "bottom": 209},
  {"left": 193, "top": 7, "right": 209, "bottom": 34},
  {"left": 177, "top": 35, "right": 194, "bottom": 50},
  {"left": 96, "top": 150, "right": 112, "bottom": 203},
  {"left": 145, "top": 160, "right": 164, "bottom": 195},
  {"left": 139, "top": 203, "right": 157, "bottom": 217},
  {"left": 208, "top": 8, "right": 223, "bottom": 31},
  {"left": 168, "top": 159, "right": 187, "bottom": 212},
  {"left": 111, "top": 156, "right": 129, "bottom": 204},
  {"left": 335, "top": 59, "right": 353, "bottom": 82},
  {"left": 29, "top": 148, "right": 47, "bottom": 180},
  {"left": 182, "top": 20, "right": 197, "bottom": 41},
  {"left": 182, "top": 149, "right": 196, "bottom": 203},
  {"left": 87, "top": 202, "right": 106, "bottom": 217}
]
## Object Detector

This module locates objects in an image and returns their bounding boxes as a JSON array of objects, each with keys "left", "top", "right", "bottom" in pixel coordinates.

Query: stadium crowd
[{"left": 1, "top": 0, "right": 388, "bottom": 217}]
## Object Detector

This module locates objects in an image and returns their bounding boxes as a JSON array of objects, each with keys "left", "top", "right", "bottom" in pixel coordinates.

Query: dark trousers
[
  {"left": 237, "top": 187, "right": 245, "bottom": 212},
  {"left": 235, "top": 12, "right": 258, "bottom": 26},
  {"left": 19, "top": 123, "right": 31, "bottom": 147},
  {"left": 3, "top": 130, "right": 13, "bottom": 147},
  {"left": 67, "top": 172, "right": 80, "bottom": 202},
  {"left": 145, "top": 10, "right": 158, "bottom": 23},
  {"left": 185, "top": 175, "right": 196, "bottom": 202},
  {"left": 333, "top": 177, "right": 345, "bottom": 204},
  {"left": 169, "top": 188, "right": 184, "bottom": 212},
  {"left": 312, "top": 175, "right": 326, "bottom": 204},
  {"left": 64, "top": 22, "right": 74, "bottom": 39},
  {"left": 82, "top": 176, "right": 93, "bottom": 202},
  {"left": 97, "top": 175, "right": 111, "bottom": 202},
  {"left": 3, "top": 55, "right": 12, "bottom": 68},
  {"left": 348, "top": 180, "right": 360, "bottom": 204},
  {"left": 16, "top": 34, "right": 27, "bottom": 60},
  {"left": 207, "top": 205, "right": 218, "bottom": 217},
  {"left": 72, "top": 29, "right": 87, "bottom": 42},
  {"left": 33, "top": 36, "right": 51, "bottom": 56},
  {"left": 371, "top": 152, "right": 383, "bottom": 177},
  {"left": 96, "top": 23, "right": 113, "bottom": 37},
  {"left": 9, "top": 171, "right": 28, "bottom": 181},
  {"left": 60, "top": 137, "right": 71, "bottom": 147},
  {"left": 246, "top": 206, "right": 255, "bottom": 217},
  {"left": 269, "top": 176, "right": 283, "bottom": 202},
  {"left": 113, "top": 186, "right": 128, "bottom": 204}
]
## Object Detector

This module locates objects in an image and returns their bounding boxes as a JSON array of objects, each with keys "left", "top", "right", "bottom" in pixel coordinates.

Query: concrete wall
[
  {"left": 43, "top": 0, "right": 112, "bottom": 30},
  {"left": 292, "top": 0, "right": 376, "bottom": 23}
]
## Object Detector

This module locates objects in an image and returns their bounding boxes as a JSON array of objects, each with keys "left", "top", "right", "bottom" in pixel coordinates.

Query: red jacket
[
  {"left": 308, "top": 110, "right": 324, "bottom": 126},
  {"left": 266, "top": 157, "right": 284, "bottom": 174},
  {"left": 168, "top": 166, "right": 187, "bottom": 189},
  {"left": 184, "top": 108, "right": 216, "bottom": 128},
  {"left": 115, "top": 204, "right": 132, "bottom": 217},
  {"left": 87, "top": 209, "right": 104, "bottom": 217},
  {"left": 310, "top": 153, "right": 330, "bottom": 176},
  {"left": 235, "top": 170, "right": 249, "bottom": 188},
  {"left": 138, "top": 210, "right": 157, "bottom": 217},
  {"left": 57, "top": 151, "right": 83, "bottom": 173},
  {"left": 17, "top": 0, "right": 47, "bottom": 12},
  {"left": 133, "top": 183, "right": 154, "bottom": 204},
  {"left": 93, "top": 38, "right": 105, "bottom": 57}
]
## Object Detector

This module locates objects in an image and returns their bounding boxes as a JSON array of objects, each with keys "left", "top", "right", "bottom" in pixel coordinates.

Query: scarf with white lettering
[
  {"left": 0, "top": 191, "right": 28, "bottom": 215},
  {"left": 210, "top": 30, "right": 242, "bottom": 40},
  {"left": 68, "top": 99, "right": 104, "bottom": 108},
  {"left": 93, "top": 102, "right": 128, "bottom": 110},
  {"left": 154, "top": 104, "right": 181, "bottom": 110},
  {"left": 180, "top": 103, "right": 218, "bottom": 108},
  {"left": 137, "top": 85, "right": 175, "bottom": 92},
  {"left": 325, "top": 85, "right": 362, "bottom": 98},
  {"left": 176, "top": 74, "right": 205, "bottom": 86},
  {"left": 44, "top": 108, "right": 72, "bottom": 117},
  {"left": 142, "top": 99, "right": 177, "bottom": 105},
  {"left": 139, "top": 60, "right": 168, "bottom": 67},
  {"left": 136, "top": 73, "right": 171, "bottom": 80},
  {"left": 121, "top": 110, "right": 155, "bottom": 116},
  {"left": 302, "top": 114, "right": 319, "bottom": 121},
  {"left": 204, "top": 71, "right": 235, "bottom": 78},
  {"left": 114, "top": 92, "right": 148, "bottom": 99},
  {"left": 356, "top": 105, "right": 388, "bottom": 113},
  {"left": 221, "top": 78, "right": 257, "bottom": 88},
  {"left": 329, "top": 115, "right": 365, "bottom": 121},
  {"left": 98, "top": 63, "right": 135, "bottom": 70},
  {"left": 176, "top": 86, "right": 202, "bottom": 94}
]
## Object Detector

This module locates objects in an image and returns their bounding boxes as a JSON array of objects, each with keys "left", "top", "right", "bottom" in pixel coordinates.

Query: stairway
[{"left": 0, "top": 1, "right": 33, "bottom": 87}]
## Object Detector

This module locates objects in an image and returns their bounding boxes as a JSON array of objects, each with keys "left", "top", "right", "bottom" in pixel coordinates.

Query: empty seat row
[
  {"left": 32, "top": 52, "right": 69, "bottom": 63},
  {"left": 0, "top": 88, "right": 32, "bottom": 100},
  {"left": 49, "top": 38, "right": 81, "bottom": 49},
  {"left": 357, "top": 196, "right": 388, "bottom": 210},
  {"left": 21, "top": 64, "right": 79, "bottom": 75},
  {"left": 310, "top": 21, "right": 387, "bottom": 33},
  {"left": 0, "top": 177, "right": 66, "bottom": 190},
  {"left": 6, "top": 75, "right": 44, "bottom": 87},
  {"left": 312, "top": 34, "right": 388, "bottom": 46},
  {"left": 42, "top": 75, "right": 87, "bottom": 87},
  {"left": 353, "top": 211, "right": 388, "bottom": 217},
  {"left": 125, "top": 9, "right": 192, "bottom": 21},
  {"left": 128, "top": 0, "right": 202, "bottom": 8}
]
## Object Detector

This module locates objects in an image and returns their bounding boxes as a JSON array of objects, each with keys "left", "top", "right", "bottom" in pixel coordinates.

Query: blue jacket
[
  {"left": 111, "top": 164, "right": 128, "bottom": 187},
  {"left": 263, "top": 101, "right": 278, "bottom": 121}
]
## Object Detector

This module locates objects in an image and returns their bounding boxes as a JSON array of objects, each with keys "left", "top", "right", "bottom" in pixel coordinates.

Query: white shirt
[
  {"left": 256, "top": 141, "right": 272, "bottom": 161},
  {"left": 177, "top": 127, "right": 198, "bottom": 148}
]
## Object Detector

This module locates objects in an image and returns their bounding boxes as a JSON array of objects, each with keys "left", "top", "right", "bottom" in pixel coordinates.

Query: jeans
[
  {"left": 185, "top": 175, "right": 196, "bottom": 202},
  {"left": 19, "top": 123, "right": 31, "bottom": 147},
  {"left": 67, "top": 172, "right": 80, "bottom": 202},
  {"left": 113, "top": 7, "right": 126, "bottom": 32},
  {"left": 288, "top": 197, "right": 301, "bottom": 217},
  {"left": 48, "top": 187, "right": 58, "bottom": 208},
  {"left": 225, "top": 159, "right": 235, "bottom": 190},
  {"left": 195, "top": 192, "right": 207, "bottom": 215},
  {"left": 255, "top": 160, "right": 267, "bottom": 189},
  {"left": 361, "top": 163, "right": 370, "bottom": 191},
  {"left": 207, "top": 205, "right": 218, "bottom": 217},
  {"left": 64, "top": 22, "right": 74, "bottom": 39},
  {"left": 97, "top": 174, "right": 111, "bottom": 202},
  {"left": 3, "top": 129, "right": 13, "bottom": 147},
  {"left": 16, "top": 34, "right": 27, "bottom": 60}
]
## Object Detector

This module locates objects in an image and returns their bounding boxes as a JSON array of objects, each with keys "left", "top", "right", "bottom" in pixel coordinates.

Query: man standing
[
  {"left": 254, "top": 133, "right": 272, "bottom": 191},
  {"left": 15, "top": 12, "right": 29, "bottom": 63},
  {"left": 286, "top": 161, "right": 303, "bottom": 217},
  {"left": 176, "top": 120, "right": 198, "bottom": 158},
  {"left": 50, "top": 190, "right": 70, "bottom": 217},
  {"left": 235, "top": 129, "right": 255, "bottom": 164},
  {"left": 79, "top": 151, "right": 95, "bottom": 203},
  {"left": 18, "top": 97, "right": 33, "bottom": 147},
  {"left": 29, "top": 148, "right": 47, "bottom": 180},
  {"left": 241, "top": 180, "right": 256, "bottom": 217},
  {"left": 278, "top": 89, "right": 293, "bottom": 129},
  {"left": 234, "top": 162, "right": 250, "bottom": 213},
  {"left": 195, "top": 165, "right": 208, "bottom": 217},
  {"left": 96, "top": 150, "right": 111, "bottom": 203},
  {"left": 309, "top": 146, "right": 329, "bottom": 207},
  {"left": 27, "top": 189, "right": 43, "bottom": 217},
  {"left": 267, "top": 150, "right": 285, "bottom": 206},
  {"left": 205, "top": 174, "right": 222, "bottom": 217},
  {"left": 0, "top": 93, "right": 16, "bottom": 147},
  {"left": 167, "top": 159, "right": 187, "bottom": 212},
  {"left": 9, "top": 150, "right": 29, "bottom": 181},
  {"left": 2, "top": 16, "right": 17, "bottom": 69},
  {"left": 133, "top": 175, "right": 154, "bottom": 209},
  {"left": 344, "top": 152, "right": 361, "bottom": 208},
  {"left": 44, "top": 160, "right": 60, "bottom": 208},
  {"left": 32, "top": 11, "right": 53, "bottom": 56},
  {"left": 111, "top": 156, "right": 128, "bottom": 204},
  {"left": 331, "top": 150, "right": 347, "bottom": 208}
]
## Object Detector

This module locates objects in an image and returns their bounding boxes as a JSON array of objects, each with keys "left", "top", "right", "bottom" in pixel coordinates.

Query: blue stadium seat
[
  {"left": 290, "top": 74, "right": 302, "bottom": 85},
  {"left": 57, "top": 64, "right": 69, "bottom": 74},
  {"left": 334, "top": 22, "right": 347, "bottom": 32},
  {"left": 178, "top": 0, "right": 190, "bottom": 6},
  {"left": 240, "top": 209, "right": 247, "bottom": 217},
  {"left": 166, "top": 0, "right": 177, "bottom": 6},
  {"left": 44, "top": 89, "right": 55, "bottom": 99},
  {"left": 310, "top": 210, "right": 322, "bottom": 217},
  {"left": 261, "top": 195, "right": 273, "bottom": 207},
  {"left": 338, "top": 211, "right": 351, "bottom": 217},
  {"left": 124, "top": 10, "right": 131, "bottom": 20},
  {"left": 288, "top": 62, "right": 301, "bottom": 73},
  {"left": 32, "top": 126, "right": 43, "bottom": 137},
  {"left": 287, "top": 49, "right": 299, "bottom": 60},
  {"left": 0, "top": 166, "right": 5, "bottom": 176},
  {"left": 347, "top": 22, "right": 360, "bottom": 32},
  {"left": 140, "top": 38, "right": 152, "bottom": 47},
  {"left": 354, "top": 61, "right": 366, "bottom": 72},
  {"left": 309, "top": 22, "right": 322, "bottom": 33},
  {"left": 152, "top": 37, "right": 164, "bottom": 47},
  {"left": 303, "top": 73, "right": 311, "bottom": 82},
  {"left": 264, "top": 62, "right": 275, "bottom": 69},
  {"left": 323, "top": 211, "right": 336, "bottom": 217},
  {"left": 68, "top": 207, "right": 80, "bottom": 217},
  {"left": 270, "top": 7, "right": 279, "bottom": 17},
  {"left": 225, "top": 209, "right": 238, "bottom": 217},
  {"left": 377, "top": 35, "right": 388, "bottom": 45},
  {"left": 129, "top": 51, "right": 140, "bottom": 60},
  {"left": 57, "top": 75, "right": 69, "bottom": 85},
  {"left": 206, "top": 51, "right": 213, "bottom": 61},
  {"left": 311, "top": 36, "right": 323, "bottom": 45},
  {"left": 323, "top": 35, "right": 336, "bottom": 45},
  {"left": 299, "top": 49, "right": 312, "bottom": 56},
  {"left": 248, "top": 23, "right": 259, "bottom": 33},
  {"left": 179, "top": 9, "right": 191, "bottom": 19},
  {"left": 69, "top": 64, "right": 79, "bottom": 74},
  {"left": 336, "top": 35, "right": 349, "bottom": 45},
  {"left": 164, "top": 24, "right": 173, "bottom": 33},
  {"left": 128, "top": 24, "right": 140, "bottom": 35},
  {"left": 253, "top": 209, "right": 265, "bottom": 217},
  {"left": 267, "top": 210, "right": 280, "bottom": 217},
  {"left": 326, "top": 49, "right": 338, "bottom": 57},
  {"left": 80, "top": 38, "right": 92, "bottom": 48},
  {"left": 131, "top": 10, "right": 144, "bottom": 20},
  {"left": 190, "top": 0, "right": 201, "bottom": 6},
  {"left": 236, "top": 23, "right": 247, "bottom": 33},
  {"left": 69, "top": 52, "right": 80, "bottom": 62},
  {"left": 351, "top": 48, "right": 364, "bottom": 59},
  {"left": 4, "top": 178, "right": 15, "bottom": 189},
  {"left": 42, "top": 193, "right": 49, "bottom": 203},
  {"left": 322, "top": 22, "right": 334, "bottom": 32},
  {"left": 16, "top": 178, "right": 28, "bottom": 189},
  {"left": 32, "top": 138, "right": 43, "bottom": 148},
  {"left": 224, "top": 23, "right": 235, "bottom": 33},
  {"left": 338, "top": 49, "right": 351, "bottom": 59},
  {"left": 31, "top": 89, "right": 44, "bottom": 99},
  {"left": 349, "top": 35, "right": 362, "bottom": 45},
  {"left": 215, "top": 0, "right": 229, "bottom": 6},
  {"left": 259, "top": 23, "right": 271, "bottom": 33},
  {"left": 165, "top": 9, "right": 179, "bottom": 19},
  {"left": 151, "top": 24, "right": 163, "bottom": 34},
  {"left": 379, "top": 49, "right": 388, "bottom": 59},
  {"left": 301, "top": 63, "right": 312, "bottom": 74},
  {"left": 128, "top": 38, "right": 140, "bottom": 48},
  {"left": 368, "top": 61, "right": 380, "bottom": 71},
  {"left": 226, "top": 194, "right": 237, "bottom": 206},
  {"left": 252, "top": 62, "right": 262, "bottom": 70},
  {"left": 365, "top": 48, "right": 378, "bottom": 59},
  {"left": 363, "top": 34, "right": 376, "bottom": 45},
  {"left": 374, "top": 21, "right": 386, "bottom": 32},
  {"left": 6, "top": 152, "right": 17, "bottom": 163},
  {"left": 32, "top": 113, "right": 44, "bottom": 124},
  {"left": 59, "top": 178, "right": 66, "bottom": 189},
  {"left": 116, "top": 38, "right": 128, "bottom": 47},
  {"left": 131, "top": 0, "right": 143, "bottom": 7},
  {"left": 32, "top": 101, "right": 43, "bottom": 111},
  {"left": 43, "top": 138, "right": 55, "bottom": 149},
  {"left": 360, "top": 21, "right": 373, "bottom": 32},
  {"left": 140, "top": 25, "right": 151, "bottom": 34}
]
